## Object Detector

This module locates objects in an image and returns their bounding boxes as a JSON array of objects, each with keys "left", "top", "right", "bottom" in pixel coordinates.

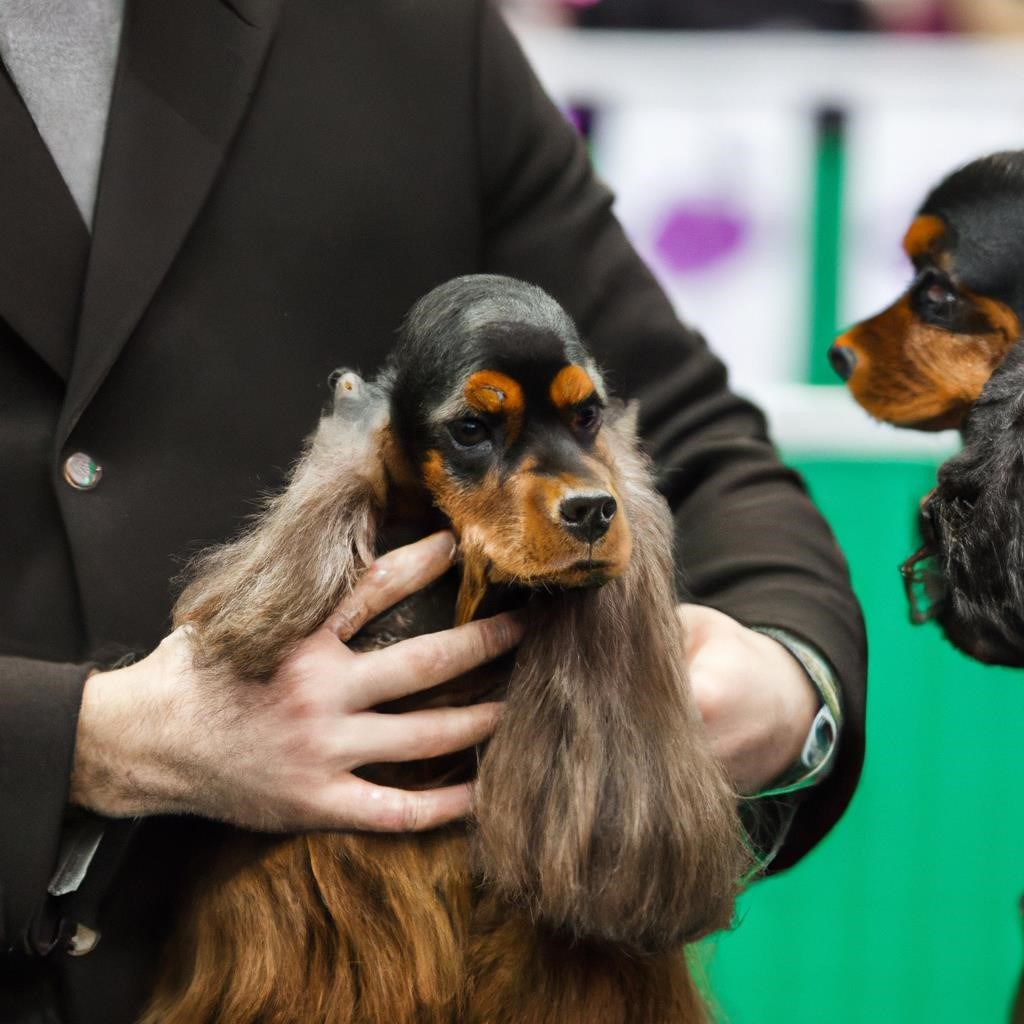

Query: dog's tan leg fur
[
  {"left": 140, "top": 831, "right": 471, "bottom": 1024},
  {"left": 466, "top": 892, "right": 706, "bottom": 1024}
]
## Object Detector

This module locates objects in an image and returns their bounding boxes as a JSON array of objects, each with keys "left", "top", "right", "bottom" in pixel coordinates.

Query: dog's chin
[
  {"left": 548, "top": 559, "right": 624, "bottom": 589},
  {"left": 856, "top": 396, "right": 967, "bottom": 432},
  {"left": 893, "top": 406, "right": 970, "bottom": 432},
  {"left": 847, "top": 380, "right": 969, "bottom": 432},
  {"left": 490, "top": 557, "right": 628, "bottom": 590}
]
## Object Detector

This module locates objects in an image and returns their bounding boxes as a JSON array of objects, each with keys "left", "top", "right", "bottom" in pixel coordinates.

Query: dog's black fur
[
  {"left": 908, "top": 342, "right": 1024, "bottom": 666},
  {"left": 917, "top": 151, "right": 1024, "bottom": 318}
]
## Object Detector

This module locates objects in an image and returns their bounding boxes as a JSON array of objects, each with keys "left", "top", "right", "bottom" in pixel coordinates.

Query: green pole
[{"left": 807, "top": 108, "right": 846, "bottom": 385}]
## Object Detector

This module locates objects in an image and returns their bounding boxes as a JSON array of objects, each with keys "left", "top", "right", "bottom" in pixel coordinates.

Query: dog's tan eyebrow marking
[
  {"left": 465, "top": 370, "right": 524, "bottom": 443},
  {"left": 903, "top": 214, "right": 948, "bottom": 266},
  {"left": 549, "top": 364, "right": 596, "bottom": 410}
]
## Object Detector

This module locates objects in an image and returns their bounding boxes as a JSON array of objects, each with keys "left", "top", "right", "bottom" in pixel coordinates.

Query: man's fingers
[
  {"left": 343, "top": 702, "right": 502, "bottom": 764},
  {"left": 324, "top": 531, "right": 457, "bottom": 642},
  {"left": 347, "top": 612, "right": 524, "bottom": 708},
  {"left": 326, "top": 777, "right": 477, "bottom": 832}
]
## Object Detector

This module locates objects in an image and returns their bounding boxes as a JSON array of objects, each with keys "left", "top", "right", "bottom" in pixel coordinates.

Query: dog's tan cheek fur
[
  {"left": 421, "top": 449, "right": 522, "bottom": 617},
  {"left": 421, "top": 450, "right": 519, "bottom": 553},
  {"left": 839, "top": 294, "right": 1020, "bottom": 429}
]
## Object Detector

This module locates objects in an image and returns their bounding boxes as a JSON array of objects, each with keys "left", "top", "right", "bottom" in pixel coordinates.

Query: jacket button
[{"left": 62, "top": 452, "right": 103, "bottom": 490}]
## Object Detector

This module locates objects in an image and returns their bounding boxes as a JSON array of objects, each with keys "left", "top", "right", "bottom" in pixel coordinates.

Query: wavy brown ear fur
[
  {"left": 473, "top": 407, "right": 749, "bottom": 954},
  {"left": 173, "top": 374, "right": 390, "bottom": 679}
]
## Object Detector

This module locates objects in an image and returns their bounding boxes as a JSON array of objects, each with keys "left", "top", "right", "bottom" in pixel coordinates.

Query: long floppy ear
[
  {"left": 473, "top": 405, "right": 750, "bottom": 955},
  {"left": 923, "top": 395, "right": 1024, "bottom": 667},
  {"left": 173, "top": 372, "right": 390, "bottom": 679}
]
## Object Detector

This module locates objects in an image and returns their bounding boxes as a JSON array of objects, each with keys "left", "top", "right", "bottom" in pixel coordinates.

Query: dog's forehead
[
  {"left": 471, "top": 323, "right": 571, "bottom": 379},
  {"left": 461, "top": 323, "right": 603, "bottom": 409}
]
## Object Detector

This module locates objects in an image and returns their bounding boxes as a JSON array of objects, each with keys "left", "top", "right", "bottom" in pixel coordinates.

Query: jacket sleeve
[
  {"left": 0, "top": 657, "right": 90, "bottom": 951},
  {"left": 473, "top": 0, "right": 867, "bottom": 870}
]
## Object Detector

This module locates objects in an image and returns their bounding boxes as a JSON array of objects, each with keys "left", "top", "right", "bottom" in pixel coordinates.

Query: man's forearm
[{"left": 0, "top": 656, "right": 91, "bottom": 950}]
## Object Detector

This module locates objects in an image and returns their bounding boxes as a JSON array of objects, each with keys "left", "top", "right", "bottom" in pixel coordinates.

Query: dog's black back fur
[{"left": 921, "top": 341, "right": 1024, "bottom": 665}]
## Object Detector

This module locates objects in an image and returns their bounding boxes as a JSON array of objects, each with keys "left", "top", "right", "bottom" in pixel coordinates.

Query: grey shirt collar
[{"left": 0, "top": 0, "right": 126, "bottom": 230}]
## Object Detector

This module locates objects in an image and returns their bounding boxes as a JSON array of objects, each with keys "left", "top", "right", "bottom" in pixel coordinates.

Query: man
[{"left": 0, "top": 1, "right": 866, "bottom": 1021}]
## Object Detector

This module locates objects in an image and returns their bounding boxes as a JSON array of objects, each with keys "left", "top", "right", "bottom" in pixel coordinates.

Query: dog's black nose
[
  {"left": 828, "top": 343, "right": 858, "bottom": 381},
  {"left": 560, "top": 493, "right": 617, "bottom": 543}
]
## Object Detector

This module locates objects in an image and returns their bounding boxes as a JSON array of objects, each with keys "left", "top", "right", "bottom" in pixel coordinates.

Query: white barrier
[{"left": 511, "top": 26, "right": 1021, "bottom": 456}]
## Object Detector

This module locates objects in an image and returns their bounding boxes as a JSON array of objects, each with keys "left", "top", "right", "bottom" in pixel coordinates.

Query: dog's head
[
  {"left": 901, "top": 341, "right": 1024, "bottom": 666},
  {"left": 829, "top": 151, "right": 1024, "bottom": 430},
  {"left": 384, "top": 275, "right": 632, "bottom": 621}
]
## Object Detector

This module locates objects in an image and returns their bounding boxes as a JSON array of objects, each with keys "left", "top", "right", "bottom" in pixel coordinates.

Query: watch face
[{"left": 801, "top": 705, "right": 837, "bottom": 771}]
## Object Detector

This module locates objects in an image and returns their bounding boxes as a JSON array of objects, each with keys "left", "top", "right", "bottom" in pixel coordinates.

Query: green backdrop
[{"left": 704, "top": 457, "right": 1024, "bottom": 1023}]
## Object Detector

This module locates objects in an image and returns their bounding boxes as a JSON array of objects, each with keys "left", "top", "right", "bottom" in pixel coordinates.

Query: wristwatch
[{"left": 751, "top": 627, "right": 842, "bottom": 798}]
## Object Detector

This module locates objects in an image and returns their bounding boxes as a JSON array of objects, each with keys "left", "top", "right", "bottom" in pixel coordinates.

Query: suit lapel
[
  {"left": 59, "top": 0, "right": 283, "bottom": 444},
  {"left": 0, "top": 65, "right": 89, "bottom": 381}
]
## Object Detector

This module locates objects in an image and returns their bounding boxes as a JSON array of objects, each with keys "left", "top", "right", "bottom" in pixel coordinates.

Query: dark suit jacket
[{"left": 0, "top": 1, "right": 866, "bottom": 1020}]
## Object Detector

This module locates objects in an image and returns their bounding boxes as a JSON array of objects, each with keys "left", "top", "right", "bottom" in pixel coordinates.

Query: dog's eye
[
  {"left": 448, "top": 417, "right": 491, "bottom": 448},
  {"left": 916, "top": 270, "right": 959, "bottom": 318},
  {"left": 925, "top": 281, "right": 957, "bottom": 307},
  {"left": 573, "top": 404, "right": 603, "bottom": 435}
]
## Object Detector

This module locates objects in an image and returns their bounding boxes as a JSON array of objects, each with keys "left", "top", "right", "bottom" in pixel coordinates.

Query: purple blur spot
[
  {"left": 563, "top": 105, "right": 593, "bottom": 139},
  {"left": 653, "top": 202, "right": 749, "bottom": 274}
]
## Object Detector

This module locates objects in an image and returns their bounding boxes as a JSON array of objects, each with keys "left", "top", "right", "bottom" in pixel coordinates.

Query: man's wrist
[
  {"left": 70, "top": 655, "right": 185, "bottom": 819},
  {"left": 750, "top": 627, "right": 843, "bottom": 798}
]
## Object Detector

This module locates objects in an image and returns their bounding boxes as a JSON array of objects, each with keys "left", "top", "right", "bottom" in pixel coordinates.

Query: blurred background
[{"left": 500, "top": 3, "right": 1024, "bottom": 1021}]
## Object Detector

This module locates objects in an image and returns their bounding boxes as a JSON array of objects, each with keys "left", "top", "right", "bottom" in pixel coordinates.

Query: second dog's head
[
  {"left": 829, "top": 151, "right": 1024, "bottom": 430},
  {"left": 382, "top": 275, "right": 632, "bottom": 621}
]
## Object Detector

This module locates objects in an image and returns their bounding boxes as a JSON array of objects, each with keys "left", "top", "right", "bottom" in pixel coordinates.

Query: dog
[
  {"left": 137, "top": 274, "right": 750, "bottom": 1024},
  {"left": 829, "top": 151, "right": 1024, "bottom": 1022},
  {"left": 829, "top": 150, "right": 1024, "bottom": 665}
]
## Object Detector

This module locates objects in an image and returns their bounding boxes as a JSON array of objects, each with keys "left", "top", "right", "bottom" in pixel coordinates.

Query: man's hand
[
  {"left": 71, "top": 531, "right": 521, "bottom": 832},
  {"left": 678, "top": 604, "right": 819, "bottom": 796}
]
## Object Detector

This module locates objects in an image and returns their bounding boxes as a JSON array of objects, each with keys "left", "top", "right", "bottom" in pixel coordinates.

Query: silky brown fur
[
  {"left": 144, "top": 276, "right": 747, "bottom": 1023},
  {"left": 475, "top": 410, "right": 741, "bottom": 952}
]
